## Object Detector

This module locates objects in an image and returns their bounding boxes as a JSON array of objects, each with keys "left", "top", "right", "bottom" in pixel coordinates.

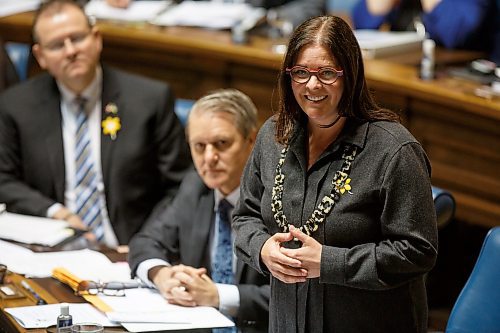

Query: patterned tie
[
  {"left": 212, "top": 199, "right": 234, "bottom": 284},
  {"left": 211, "top": 199, "right": 237, "bottom": 333},
  {"left": 74, "top": 97, "right": 104, "bottom": 240}
]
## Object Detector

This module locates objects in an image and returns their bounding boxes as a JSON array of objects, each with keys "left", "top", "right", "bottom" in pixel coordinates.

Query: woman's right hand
[{"left": 260, "top": 232, "right": 308, "bottom": 283}]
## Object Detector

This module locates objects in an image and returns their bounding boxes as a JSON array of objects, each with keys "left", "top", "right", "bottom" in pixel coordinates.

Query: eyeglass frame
[
  {"left": 38, "top": 30, "right": 93, "bottom": 53},
  {"left": 285, "top": 66, "right": 344, "bottom": 85},
  {"left": 75, "top": 280, "right": 142, "bottom": 297}
]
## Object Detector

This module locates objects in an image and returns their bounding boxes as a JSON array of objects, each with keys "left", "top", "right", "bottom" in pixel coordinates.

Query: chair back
[
  {"left": 445, "top": 227, "right": 500, "bottom": 333},
  {"left": 432, "top": 186, "right": 455, "bottom": 229}
]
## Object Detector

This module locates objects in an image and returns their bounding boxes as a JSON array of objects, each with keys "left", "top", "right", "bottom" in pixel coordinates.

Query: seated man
[
  {"left": 128, "top": 89, "right": 269, "bottom": 330},
  {"left": 352, "top": 0, "right": 499, "bottom": 63},
  {"left": 0, "top": 0, "right": 192, "bottom": 247}
]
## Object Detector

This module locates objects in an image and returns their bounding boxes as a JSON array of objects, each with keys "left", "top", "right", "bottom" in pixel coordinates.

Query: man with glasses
[{"left": 0, "top": 0, "right": 192, "bottom": 248}]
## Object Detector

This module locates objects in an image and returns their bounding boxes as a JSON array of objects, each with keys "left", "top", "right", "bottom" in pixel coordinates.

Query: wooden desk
[
  {"left": 0, "top": 272, "right": 264, "bottom": 333},
  {"left": 0, "top": 273, "right": 80, "bottom": 333},
  {"left": 0, "top": 246, "right": 221, "bottom": 333},
  {"left": 0, "top": 12, "right": 499, "bottom": 228},
  {"left": 0, "top": 246, "right": 125, "bottom": 333}
]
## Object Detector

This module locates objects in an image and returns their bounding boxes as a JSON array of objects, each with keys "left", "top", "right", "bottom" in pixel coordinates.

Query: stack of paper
[
  {"left": 0, "top": 239, "right": 234, "bottom": 331},
  {"left": 0, "top": 240, "right": 131, "bottom": 279},
  {"left": 0, "top": 0, "right": 41, "bottom": 18},
  {"left": 85, "top": 0, "right": 172, "bottom": 22},
  {"left": 151, "top": 1, "right": 265, "bottom": 30},
  {"left": 0, "top": 212, "right": 74, "bottom": 247},
  {"left": 5, "top": 303, "right": 118, "bottom": 329},
  {"left": 354, "top": 29, "right": 424, "bottom": 59},
  {"left": 49, "top": 265, "right": 234, "bottom": 331},
  {"left": 100, "top": 288, "right": 235, "bottom": 332}
]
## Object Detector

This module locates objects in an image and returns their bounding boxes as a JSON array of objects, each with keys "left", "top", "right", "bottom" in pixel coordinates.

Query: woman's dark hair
[{"left": 275, "top": 15, "right": 399, "bottom": 144}]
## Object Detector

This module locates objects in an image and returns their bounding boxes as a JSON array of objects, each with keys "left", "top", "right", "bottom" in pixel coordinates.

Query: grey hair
[{"left": 187, "top": 89, "right": 258, "bottom": 139}]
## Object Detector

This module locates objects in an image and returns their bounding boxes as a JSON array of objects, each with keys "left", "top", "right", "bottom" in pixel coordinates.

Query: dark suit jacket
[
  {"left": 0, "top": 38, "right": 19, "bottom": 93},
  {"left": 0, "top": 66, "right": 192, "bottom": 244},
  {"left": 128, "top": 170, "right": 269, "bottom": 330}
]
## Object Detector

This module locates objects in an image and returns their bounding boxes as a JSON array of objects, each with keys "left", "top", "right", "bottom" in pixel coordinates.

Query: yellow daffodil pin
[
  {"left": 338, "top": 178, "right": 352, "bottom": 195},
  {"left": 102, "top": 116, "right": 121, "bottom": 140}
]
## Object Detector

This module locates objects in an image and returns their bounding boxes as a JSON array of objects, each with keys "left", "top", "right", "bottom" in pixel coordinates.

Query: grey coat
[{"left": 234, "top": 118, "right": 438, "bottom": 333}]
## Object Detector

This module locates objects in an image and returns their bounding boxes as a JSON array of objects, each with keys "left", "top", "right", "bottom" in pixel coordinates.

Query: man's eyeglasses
[
  {"left": 286, "top": 66, "right": 344, "bottom": 85},
  {"left": 76, "top": 280, "right": 142, "bottom": 297},
  {"left": 40, "top": 31, "right": 91, "bottom": 52}
]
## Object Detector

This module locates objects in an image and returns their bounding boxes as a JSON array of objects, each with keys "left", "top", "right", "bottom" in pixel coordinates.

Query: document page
[
  {"left": 0, "top": 212, "right": 74, "bottom": 247},
  {"left": 5, "top": 303, "right": 119, "bottom": 329},
  {"left": 0, "top": 240, "right": 131, "bottom": 280},
  {"left": 354, "top": 29, "right": 424, "bottom": 59},
  {"left": 100, "top": 288, "right": 235, "bottom": 331},
  {"left": 0, "top": 0, "right": 41, "bottom": 18},
  {"left": 151, "top": 1, "right": 264, "bottom": 29},
  {"left": 85, "top": 0, "right": 172, "bottom": 22}
]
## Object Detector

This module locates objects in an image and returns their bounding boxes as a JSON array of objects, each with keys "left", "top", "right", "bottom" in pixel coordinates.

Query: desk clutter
[
  {"left": 0, "top": 239, "right": 235, "bottom": 331},
  {"left": 0, "top": 209, "right": 76, "bottom": 247},
  {"left": 5, "top": 303, "right": 115, "bottom": 329},
  {"left": 84, "top": 0, "right": 266, "bottom": 30}
]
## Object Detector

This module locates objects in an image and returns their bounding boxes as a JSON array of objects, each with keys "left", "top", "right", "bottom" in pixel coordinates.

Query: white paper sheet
[
  {"left": 354, "top": 30, "right": 424, "bottom": 59},
  {"left": 85, "top": 0, "right": 171, "bottom": 22},
  {"left": 0, "top": 0, "right": 41, "bottom": 18},
  {"left": 100, "top": 288, "right": 234, "bottom": 331},
  {"left": 5, "top": 303, "right": 119, "bottom": 329},
  {"left": 0, "top": 212, "right": 74, "bottom": 247},
  {"left": 151, "top": 1, "right": 265, "bottom": 30},
  {"left": 0, "top": 240, "right": 131, "bottom": 280}
]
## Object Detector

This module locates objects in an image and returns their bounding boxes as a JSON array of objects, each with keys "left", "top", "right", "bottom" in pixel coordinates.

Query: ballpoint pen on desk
[{"left": 20, "top": 280, "right": 48, "bottom": 305}]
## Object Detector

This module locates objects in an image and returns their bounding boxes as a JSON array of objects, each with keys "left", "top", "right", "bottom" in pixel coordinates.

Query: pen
[{"left": 20, "top": 280, "right": 47, "bottom": 305}]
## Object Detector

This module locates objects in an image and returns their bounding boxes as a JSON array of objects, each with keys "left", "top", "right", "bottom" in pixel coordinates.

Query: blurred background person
[
  {"left": 352, "top": 0, "right": 500, "bottom": 64},
  {"left": 0, "top": 0, "right": 192, "bottom": 248}
]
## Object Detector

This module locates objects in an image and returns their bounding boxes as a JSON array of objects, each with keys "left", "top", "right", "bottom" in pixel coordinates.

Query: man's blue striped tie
[{"left": 74, "top": 97, "right": 104, "bottom": 240}]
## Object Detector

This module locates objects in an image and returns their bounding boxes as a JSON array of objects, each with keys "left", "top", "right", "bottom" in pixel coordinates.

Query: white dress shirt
[{"left": 47, "top": 67, "right": 119, "bottom": 248}]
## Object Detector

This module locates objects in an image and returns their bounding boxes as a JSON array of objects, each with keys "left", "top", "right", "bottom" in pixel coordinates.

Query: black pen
[{"left": 21, "top": 280, "right": 47, "bottom": 305}]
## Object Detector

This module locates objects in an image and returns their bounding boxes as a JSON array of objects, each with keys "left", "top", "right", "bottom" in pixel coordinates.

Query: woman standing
[{"left": 233, "top": 16, "right": 438, "bottom": 333}]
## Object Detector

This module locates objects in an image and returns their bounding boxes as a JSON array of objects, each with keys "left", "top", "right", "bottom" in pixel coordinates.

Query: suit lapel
[
  {"left": 100, "top": 67, "right": 120, "bottom": 185},
  {"left": 42, "top": 79, "right": 65, "bottom": 202},
  {"left": 190, "top": 191, "right": 215, "bottom": 267},
  {"left": 235, "top": 255, "right": 245, "bottom": 283}
]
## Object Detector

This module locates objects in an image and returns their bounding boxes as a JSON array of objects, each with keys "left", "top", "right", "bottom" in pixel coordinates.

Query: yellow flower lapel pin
[
  {"left": 335, "top": 172, "right": 353, "bottom": 195},
  {"left": 102, "top": 103, "right": 121, "bottom": 140}
]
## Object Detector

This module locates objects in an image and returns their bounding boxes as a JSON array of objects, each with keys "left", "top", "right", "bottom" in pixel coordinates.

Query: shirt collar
[
  {"left": 214, "top": 187, "right": 240, "bottom": 211},
  {"left": 57, "top": 66, "right": 103, "bottom": 112}
]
